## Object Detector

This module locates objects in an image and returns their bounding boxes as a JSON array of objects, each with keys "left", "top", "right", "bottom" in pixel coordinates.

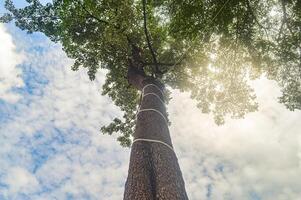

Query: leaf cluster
[{"left": 1, "top": 0, "right": 300, "bottom": 146}]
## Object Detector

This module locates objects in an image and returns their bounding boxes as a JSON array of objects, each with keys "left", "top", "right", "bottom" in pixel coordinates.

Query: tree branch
[
  {"left": 82, "top": 4, "right": 126, "bottom": 32},
  {"left": 142, "top": 0, "right": 161, "bottom": 76},
  {"left": 82, "top": 4, "right": 130, "bottom": 43},
  {"left": 278, "top": 0, "right": 301, "bottom": 52},
  {"left": 280, "top": 0, "right": 294, "bottom": 36},
  {"left": 82, "top": 5, "right": 110, "bottom": 25},
  {"left": 277, "top": 19, "right": 285, "bottom": 41},
  {"left": 245, "top": 0, "right": 269, "bottom": 36},
  {"left": 144, "top": 62, "right": 180, "bottom": 67}
]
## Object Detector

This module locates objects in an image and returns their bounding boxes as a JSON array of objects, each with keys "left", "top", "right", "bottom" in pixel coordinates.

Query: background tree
[{"left": 1, "top": 0, "right": 300, "bottom": 199}]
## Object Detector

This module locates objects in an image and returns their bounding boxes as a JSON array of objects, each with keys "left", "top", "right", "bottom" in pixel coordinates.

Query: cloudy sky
[{"left": 1, "top": 1, "right": 301, "bottom": 200}]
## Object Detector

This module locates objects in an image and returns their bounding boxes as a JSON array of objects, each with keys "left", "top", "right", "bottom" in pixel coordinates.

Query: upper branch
[
  {"left": 82, "top": 5, "right": 109, "bottom": 25},
  {"left": 280, "top": 0, "right": 294, "bottom": 36},
  {"left": 81, "top": 4, "right": 126, "bottom": 33},
  {"left": 144, "top": 62, "right": 179, "bottom": 67},
  {"left": 245, "top": 0, "right": 269, "bottom": 36},
  {"left": 142, "top": 0, "right": 161, "bottom": 76},
  {"left": 279, "top": 0, "right": 301, "bottom": 50}
]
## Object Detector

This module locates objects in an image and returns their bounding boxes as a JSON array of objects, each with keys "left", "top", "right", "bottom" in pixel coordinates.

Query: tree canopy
[{"left": 1, "top": 0, "right": 300, "bottom": 146}]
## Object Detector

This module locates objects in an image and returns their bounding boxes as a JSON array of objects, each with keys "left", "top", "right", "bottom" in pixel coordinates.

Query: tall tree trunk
[{"left": 124, "top": 67, "right": 189, "bottom": 199}]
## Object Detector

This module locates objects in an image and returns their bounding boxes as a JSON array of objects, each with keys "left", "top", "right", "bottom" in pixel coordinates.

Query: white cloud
[
  {"left": 3, "top": 167, "right": 39, "bottom": 196},
  {"left": 0, "top": 24, "right": 24, "bottom": 103}
]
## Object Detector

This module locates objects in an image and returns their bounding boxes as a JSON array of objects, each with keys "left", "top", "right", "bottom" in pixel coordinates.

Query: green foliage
[{"left": 1, "top": 0, "right": 300, "bottom": 146}]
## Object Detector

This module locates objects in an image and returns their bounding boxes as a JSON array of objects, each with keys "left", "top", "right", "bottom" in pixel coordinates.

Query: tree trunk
[{"left": 124, "top": 67, "right": 189, "bottom": 199}]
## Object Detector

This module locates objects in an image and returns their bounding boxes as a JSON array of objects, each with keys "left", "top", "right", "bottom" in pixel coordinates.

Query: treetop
[{"left": 2, "top": 0, "right": 300, "bottom": 146}]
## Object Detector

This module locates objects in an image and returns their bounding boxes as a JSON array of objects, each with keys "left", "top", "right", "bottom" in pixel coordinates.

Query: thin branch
[
  {"left": 280, "top": 0, "right": 294, "bottom": 36},
  {"left": 144, "top": 62, "right": 180, "bottom": 67},
  {"left": 280, "top": 0, "right": 301, "bottom": 60},
  {"left": 245, "top": 0, "right": 269, "bottom": 37},
  {"left": 277, "top": 20, "right": 285, "bottom": 41},
  {"left": 82, "top": 4, "right": 131, "bottom": 43},
  {"left": 152, "top": 59, "right": 185, "bottom": 74},
  {"left": 82, "top": 4, "right": 127, "bottom": 33},
  {"left": 142, "top": 0, "right": 161, "bottom": 75},
  {"left": 82, "top": 5, "right": 109, "bottom": 25},
  {"left": 172, "top": 53, "right": 187, "bottom": 68}
]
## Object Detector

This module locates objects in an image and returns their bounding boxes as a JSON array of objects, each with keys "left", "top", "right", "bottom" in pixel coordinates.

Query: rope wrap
[{"left": 132, "top": 84, "right": 174, "bottom": 152}]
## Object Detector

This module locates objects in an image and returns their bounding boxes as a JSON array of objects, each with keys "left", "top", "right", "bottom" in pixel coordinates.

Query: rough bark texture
[{"left": 124, "top": 69, "right": 189, "bottom": 199}]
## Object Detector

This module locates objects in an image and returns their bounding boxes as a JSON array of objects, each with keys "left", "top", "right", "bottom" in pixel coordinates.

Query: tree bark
[{"left": 124, "top": 68, "right": 189, "bottom": 199}]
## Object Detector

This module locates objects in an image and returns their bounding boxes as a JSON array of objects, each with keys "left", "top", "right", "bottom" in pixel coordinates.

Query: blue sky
[{"left": 1, "top": 1, "right": 301, "bottom": 200}]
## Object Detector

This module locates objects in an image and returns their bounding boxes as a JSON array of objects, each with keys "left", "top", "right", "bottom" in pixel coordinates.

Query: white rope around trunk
[
  {"left": 142, "top": 93, "right": 165, "bottom": 105},
  {"left": 142, "top": 83, "right": 164, "bottom": 98},
  {"left": 136, "top": 108, "right": 168, "bottom": 124},
  {"left": 132, "top": 84, "right": 174, "bottom": 152},
  {"left": 132, "top": 138, "right": 174, "bottom": 152}
]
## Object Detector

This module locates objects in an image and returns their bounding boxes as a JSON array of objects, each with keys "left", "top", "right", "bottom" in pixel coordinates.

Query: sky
[{"left": 0, "top": 1, "right": 301, "bottom": 200}]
